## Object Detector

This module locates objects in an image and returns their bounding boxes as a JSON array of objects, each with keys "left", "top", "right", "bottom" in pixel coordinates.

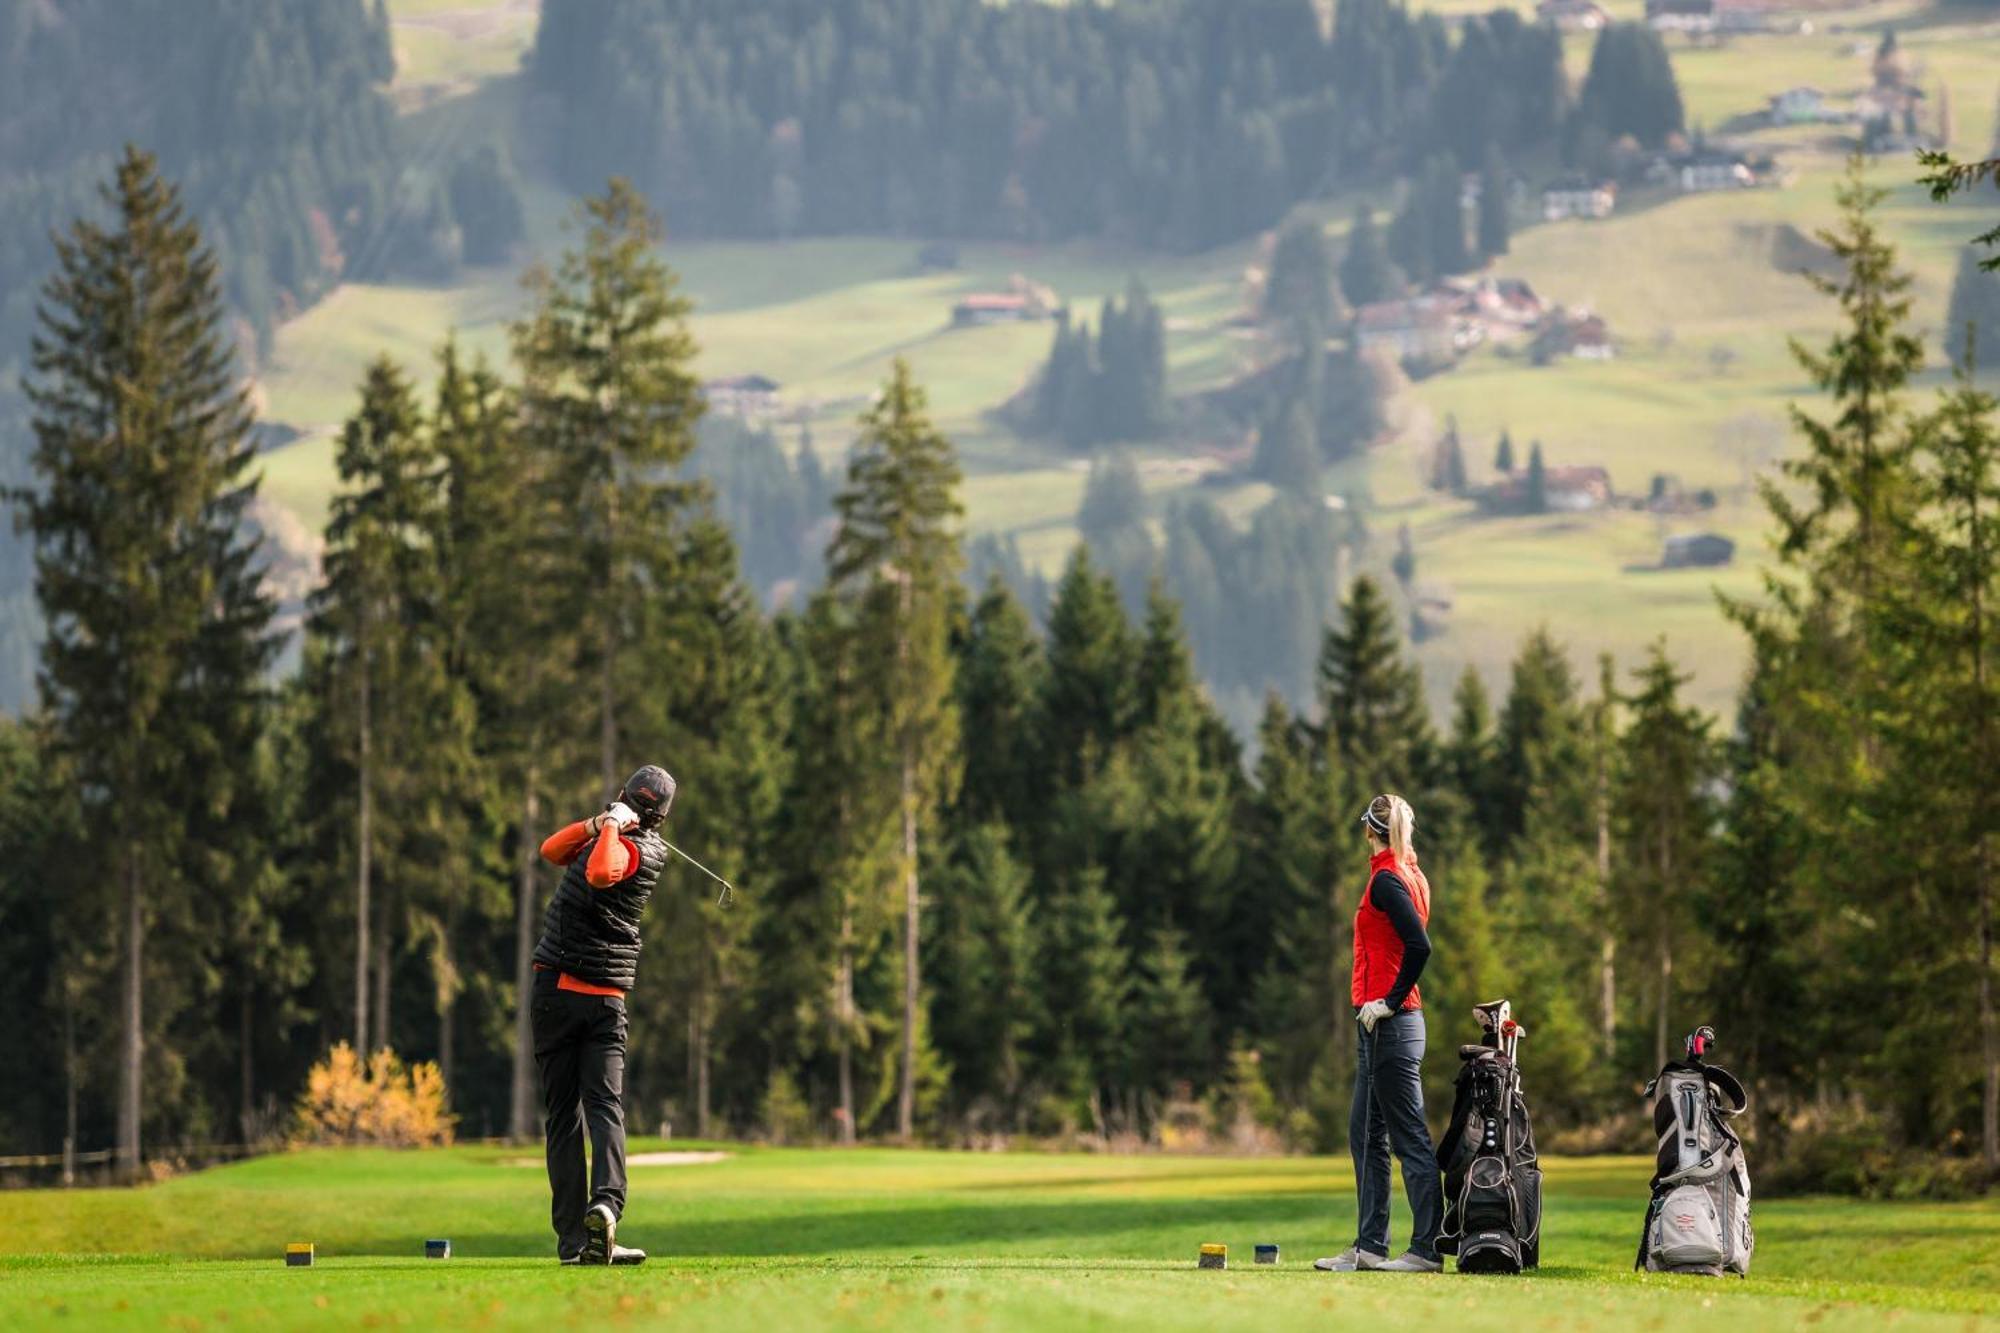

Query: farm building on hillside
[
  {"left": 1647, "top": 0, "right": 1785, "bottom": 33},
  {"left": 1767, "top": 86, "right": 1828, "bottom": 124},
  {"left": 951, "top": 275, "right": 1059, "bottom": 327},
  {"left": 1645, "top": 0, "right": 1714, "bottom": 31},
  {"left": 1651, "top": 147, "right": 1783, "bottom": 194},
  {"left": 1532, "top": 309, "right": 1615, "bottom": 363},
  {"left": 1430, "top": 275, "right": 1548, "bottom": 334},
  {"left": 703, "top": 374, "right": 782, "bottom": 419},
  {"left": 1662, "top": 532, "right": 1736, "bottom": 567},
  {"left": 1353, "top": 298, "right": 1462, "bottom": 361},
  {"left": 1537, "top": 0, "right": 1608, "bottom": 29},
  {"left": 1477, "top": 464, "right": 1613, "bottom": 514},
  {"left": 1543, "top": 176, "right": 1616, "bottom": 222}
]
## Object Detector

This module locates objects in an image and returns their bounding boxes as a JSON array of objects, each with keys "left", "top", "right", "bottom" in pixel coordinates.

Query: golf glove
[{"left": 1357, "top": 999, "right": 1393, "bottom": 1032}]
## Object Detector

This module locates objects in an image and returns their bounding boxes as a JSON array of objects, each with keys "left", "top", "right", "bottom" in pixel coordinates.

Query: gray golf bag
[
  {"left": 1436, "top": 1000, "right": 1541, "bottom": 1273},
  {"left": 1636, "top": 1026, "right": 1753, "bottom": 1276}
]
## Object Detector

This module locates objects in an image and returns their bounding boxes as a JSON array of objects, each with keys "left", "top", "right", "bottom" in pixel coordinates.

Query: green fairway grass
[{"left": 0, "top": 1146, "right": 1995, "bottom": 1330}]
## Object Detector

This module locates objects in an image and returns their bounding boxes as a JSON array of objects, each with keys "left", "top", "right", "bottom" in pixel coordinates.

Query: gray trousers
[{"left": 1350, "top": 1008, "right": 1444, "bottom": 1260}]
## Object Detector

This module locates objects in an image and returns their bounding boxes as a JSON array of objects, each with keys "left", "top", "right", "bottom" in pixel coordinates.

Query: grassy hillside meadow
[
  {"left": 2, "top": 1145, "right": 1997, "bottom": 1330},
  {"left": 252, "top": 0, "right": 2000, "bottom": 714}
]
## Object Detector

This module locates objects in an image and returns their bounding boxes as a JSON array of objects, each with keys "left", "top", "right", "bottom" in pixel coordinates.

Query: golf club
[{"left": 661, "top": 837, "right": 737, "bottom": 907}]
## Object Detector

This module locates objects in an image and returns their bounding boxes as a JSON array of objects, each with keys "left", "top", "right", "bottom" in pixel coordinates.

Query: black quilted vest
[{"left": 531, "top": 827, "right": 668, "bottom": 991}]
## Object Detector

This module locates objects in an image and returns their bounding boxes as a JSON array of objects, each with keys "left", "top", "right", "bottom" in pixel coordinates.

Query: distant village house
[
  {"left": 951, "top": 274, "right": 1059, "bottom": 327},
  {"left": 1542, "top": 176, "right": 1616, "bottom": 222},
  {"left": 1767, "top": 86, "right": 1827, "bottom": 125},
  {"left": 1662, "top": 532, "right": 1735, "bottom": 568},
  {"left": 1646, "top": 0, "right": 1783, "bottom": 34},
  {"left": 1650, "top": 147, "right": 1782, "bottom": 194},
  {"left": 1536, "top": 0, "right": 1608, "bottom": 30},
  {"left": 1477, "top": 464, "right": 1614, "bottom": 514},
  {"left": 1353, "top": 298, "right": 1463, "bottom": 362},
  {"left": 703, "top": 373, "right": 782, "bottom": 420}
]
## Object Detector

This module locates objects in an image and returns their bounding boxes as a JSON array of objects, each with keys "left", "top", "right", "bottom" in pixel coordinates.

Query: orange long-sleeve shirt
[{"left": 534, "top": 818, "right": 639, "bottom": 996}]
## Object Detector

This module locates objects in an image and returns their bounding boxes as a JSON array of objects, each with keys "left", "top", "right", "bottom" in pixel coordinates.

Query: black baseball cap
[{"left": 620, "top": 765, "right": 676, "bottom": 826}]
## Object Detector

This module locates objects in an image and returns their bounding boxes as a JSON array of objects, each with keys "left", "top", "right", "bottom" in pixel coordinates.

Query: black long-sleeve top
[{"left": 1369, "top": 868, "right": 1432, "bottom": 1011}]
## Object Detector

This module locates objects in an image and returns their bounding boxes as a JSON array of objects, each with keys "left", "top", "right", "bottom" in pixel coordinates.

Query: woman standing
[{"left": 1316, "top": 793, "right": 1445, "bottom": 1273}]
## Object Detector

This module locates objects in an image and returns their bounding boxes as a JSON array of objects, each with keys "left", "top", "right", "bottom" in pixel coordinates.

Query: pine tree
[
  {"left": 511, "top": 177, "right": 704, "bottom": 795},
  {"left": 1876, "top": 364, "right": 2000, "bottom": 1166},
  {"left": 1495, "top": 627, "right": 1588, "bottom": 846},
  {"left": 1495, "top": 429, "right": 1516, "bottom": 474},
  {"left": 1130, "top": 927, "right": 1210, "bottom": 1108},
  {"left": 1315, "top": 575, "right": 1435, "bottom": 790},
  {"left": 929, "top": 824, "right": 1039, "bottom": 1127},
  {"left": 1340, "top": 205, "right": 1403, "bottom": 308},
  {"left": 1429, "top": 416, "right": 1467, "bottom": 493},
  {"left": 1525, "top": 440, "right": 1548, "bottom": 513},
  {"left": 1945, "top": 248, "right": 2000, "bottom": 371},
  {"left": 1614, "top": 644, "right": 1717, "bottom": 1070},
  {"left": 310, "top": 355, "right": 469, "bottom": 1059},
  {"left": 955, "top": 576, "right": 1046, "bottom": 832},
  {"left": 1256, "top": 396, "right": 1322, "bottom": 498},
  {"left": 1766, "top": 161, "right": 1923, "bottom": 606},
  {"left": 826, "top": 359, "right": 965, "bottom": 1142},
  {"left": 787, "top": 592, "right": 897, "bottom": 1144},
  {"left": 1477, "top": 145, "right": 1511, "bottom": 260},
  {"left": 1077, "top": 453, "right": 1156, "bottom": 608},
  {"left": 1266, "top": 218, "right": 1337, "bottom": 330},
  {"left": 1446, "top": 666, "right": 1504, "bottom": 861},
  {"left": 1703, "top": 641, "right": 1820, "bottom": 1154},
  {"left": 429, "top": 340, "right": 568, "bottom": 1139},
  {"left": 1038, "top": 867, "right": 1131, "bottom": 1134},
  {"left": 15, "top": 148, "right": 278, "bottom": 1175},
  {"left": 1041, "top": 547, "right": 1141, "bottom": 789}
]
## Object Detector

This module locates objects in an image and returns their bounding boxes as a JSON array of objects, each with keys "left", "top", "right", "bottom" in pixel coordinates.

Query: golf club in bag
[
  {"left": 1635, "top": 1025, "right": 1753, "bottom": 1276},
  {"left": 1435, "top": 999, "right": 1542, "bottom": 1273}
]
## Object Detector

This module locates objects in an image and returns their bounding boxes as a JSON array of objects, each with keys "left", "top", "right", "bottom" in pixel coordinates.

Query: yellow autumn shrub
[{"left": 293, "top": 1043, "right": 456, "bottom": 1148}]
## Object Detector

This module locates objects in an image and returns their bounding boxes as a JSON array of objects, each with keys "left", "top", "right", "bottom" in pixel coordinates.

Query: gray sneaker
[
  {"left": 1313, "top": 1247, "right": 1387, "bottom": 1271},
  {"left": 1378, "top": 1251, "right": 1442, "bottom": 1272}
]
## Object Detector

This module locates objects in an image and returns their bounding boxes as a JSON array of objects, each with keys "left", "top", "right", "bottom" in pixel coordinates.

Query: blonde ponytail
[
  {"left": 1365, "top": 792, "right": 1417, "bottom": 869},
  {"left": 1386, "top": 794, "right": 1416, "bottom": 869}
]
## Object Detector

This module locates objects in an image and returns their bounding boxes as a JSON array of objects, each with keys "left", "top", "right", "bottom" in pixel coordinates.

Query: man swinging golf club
[
  {"left": 1316, "top": 793, "right": 1446, "bottom": 1274},
  {"left": 529, "top": 764, "right": 676, "bottom": 1266}
]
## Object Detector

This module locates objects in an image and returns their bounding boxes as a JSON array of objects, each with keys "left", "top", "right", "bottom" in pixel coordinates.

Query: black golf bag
[
  {"left": 1635, "top": 1026, "right": 1753, "bottom": 1277},
  {"left": 1436, "top": 1000, "right": 1542, "bottom": 1274}
]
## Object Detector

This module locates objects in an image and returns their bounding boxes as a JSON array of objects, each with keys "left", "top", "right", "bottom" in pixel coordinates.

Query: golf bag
[
  {"left": 1636, "top": 1026, "right": 1753, "bottom": 1277},
  {"left": 1436, "top": 1000, "right": 1542, "bottom": 1274}
]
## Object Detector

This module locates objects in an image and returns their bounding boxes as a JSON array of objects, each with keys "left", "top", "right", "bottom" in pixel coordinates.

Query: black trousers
[{"left": 531, "top": 970, "right": 629, "bottom": 1258}]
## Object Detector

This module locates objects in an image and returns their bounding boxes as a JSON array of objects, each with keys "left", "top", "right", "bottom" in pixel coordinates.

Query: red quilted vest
[{"left": 1351, "top": 847, "right": 1431, "bottom": 1009}]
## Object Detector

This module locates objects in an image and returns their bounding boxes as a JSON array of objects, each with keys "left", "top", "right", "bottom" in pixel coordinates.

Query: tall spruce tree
[
  {"left": 826, "top": 360, "right": 965, "bottom": 1142},
  {"left": 430, "top": 340, "right": 569, "bottom": 1139},
  {"left": 15, "top": 148, "right": 278, "bottom": 1175},
  {"left": 1315, "top": 575, "right": 1436, "bottom": 791},
  {"left": 1614, "top": 644, "right": 1717, "bottom": 1070},
  {"left": 1266, "top": 218, "right": 1338, "bottom": 330},
  {"left": 1876, "top": 364, "right": 1999, "bottom": 1165},
  {"left": 1040, "top": 547, "right": 1141, "bottom": 790},
  {"left": 955, "top": 575, "right": 1046, "bottom": 832},
  {"left": 1477, "top": 145, "right": 1511, "bottom": 260},
  {"left": 512, "top": 178, "right": 704, "bottom": 795},
  {"left": 309, "top": 355, "right": 465, "bottom": 1058},
  {"left": 1340, "top": 205, "right": 1403, "bottom": 308},
  {"left": 1767, "top": 161, "right": 1924, "bottom": 607}
]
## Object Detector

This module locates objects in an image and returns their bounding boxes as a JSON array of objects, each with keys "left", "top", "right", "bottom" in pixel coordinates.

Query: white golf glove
[
  {"left": 1357, "top": 999, "right": 1394, "bottom": 1032},
  {"left": 600, "top": 802, "right": 638, "bottom": 833}
]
